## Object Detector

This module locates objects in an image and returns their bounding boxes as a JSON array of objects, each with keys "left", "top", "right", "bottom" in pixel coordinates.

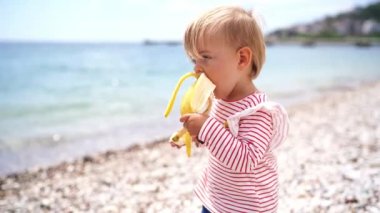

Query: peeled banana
[{"left": 164, "top": 72, "right": 216, "bottom": 157}]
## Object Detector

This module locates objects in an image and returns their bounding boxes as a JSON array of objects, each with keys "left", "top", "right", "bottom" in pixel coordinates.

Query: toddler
[{"left": 174, "top": 6, "right": 289, "bottom": 213}]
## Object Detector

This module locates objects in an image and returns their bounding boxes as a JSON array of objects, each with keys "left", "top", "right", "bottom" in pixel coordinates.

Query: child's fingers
[
  {"left": 170, "top": 141, "right": 183, "bottom": 149},
  {"left": 180, "top": 114, "right": 191, "bottom": 129},
  {"left": 170, "top": 142, "right": 180, "bottom": 149},
  {"left": 192, "top": 136, "right": 200, "bottom": 148}
]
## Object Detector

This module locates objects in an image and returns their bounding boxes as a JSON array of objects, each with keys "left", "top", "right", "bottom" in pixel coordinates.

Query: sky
[{"left": 0, "top": 0, "right": 377, "bottom": 42}]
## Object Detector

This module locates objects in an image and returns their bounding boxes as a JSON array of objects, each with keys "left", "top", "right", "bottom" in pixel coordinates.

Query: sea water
[{"left": 0, "top": 42, "right": 379, "bottom": 175}]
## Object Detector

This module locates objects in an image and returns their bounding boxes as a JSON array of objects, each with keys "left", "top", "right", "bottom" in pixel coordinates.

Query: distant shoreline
[
  {"left": 266, "top": 36, "right": 380, "bottom": 47},
  {"left": 266, "top": 41, "right": 380, "bottom": 47}
]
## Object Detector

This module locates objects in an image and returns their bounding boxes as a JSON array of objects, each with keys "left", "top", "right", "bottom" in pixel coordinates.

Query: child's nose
[{"left": 194, "top": 64, "right": 204, "bottom": 74}]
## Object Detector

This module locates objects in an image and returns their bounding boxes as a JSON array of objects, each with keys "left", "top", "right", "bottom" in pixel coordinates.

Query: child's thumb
[{"left": 180, "top": 114, "right": 191, "bottom": 123}]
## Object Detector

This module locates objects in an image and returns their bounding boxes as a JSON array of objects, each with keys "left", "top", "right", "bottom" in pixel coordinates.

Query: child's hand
[
  {"left": 169, "top": 136, "right": 202, "bottom": 149},
  {"left": 170, "top": 141, "right": 184, "bottom": 149},
  {"left": 169, "top": 137, "right": 203, "bottom": 149},
  {"left": 180, "top": 113, "right": 209, "bottom": 138}
]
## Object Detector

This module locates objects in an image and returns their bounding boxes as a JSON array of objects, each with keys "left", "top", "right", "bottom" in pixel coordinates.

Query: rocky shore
[{"left": 1, "top": 82, "right": 380, "bottom": 212}]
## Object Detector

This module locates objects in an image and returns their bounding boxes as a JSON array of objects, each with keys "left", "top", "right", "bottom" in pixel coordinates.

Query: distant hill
[{"left": 267, "top": 2, "right": 380, "bottom": 43}]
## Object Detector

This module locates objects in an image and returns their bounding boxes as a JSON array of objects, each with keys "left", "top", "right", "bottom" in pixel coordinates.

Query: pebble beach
[{"left": 1, "top": 81, "right": 380, "bottom": 212}]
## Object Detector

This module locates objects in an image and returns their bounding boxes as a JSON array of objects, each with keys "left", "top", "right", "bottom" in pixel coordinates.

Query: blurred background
[{"left": 1, "top": 0, "right": 380, "bottom": 175}]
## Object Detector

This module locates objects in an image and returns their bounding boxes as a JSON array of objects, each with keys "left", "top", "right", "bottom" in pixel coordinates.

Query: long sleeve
[
  {"left": 194, "top": 93, "right": 287, "bottom": 213},
  {"left": 198, "top": 110, "right": 273, "bottom": 173}
]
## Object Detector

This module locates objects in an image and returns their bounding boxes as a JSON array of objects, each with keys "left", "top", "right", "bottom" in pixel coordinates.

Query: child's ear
[{"left": 237, "top": 47, "right": 252, "bottom": 70}]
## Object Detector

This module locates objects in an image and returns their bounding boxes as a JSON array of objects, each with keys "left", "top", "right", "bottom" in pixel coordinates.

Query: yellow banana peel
[{"left": 164, "top": 72, "right": 215, "bottom": 157}]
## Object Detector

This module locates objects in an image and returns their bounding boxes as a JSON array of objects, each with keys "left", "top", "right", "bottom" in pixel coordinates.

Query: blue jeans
[{"left": 202, "top": 206, "right": 211, "bottom": 213}]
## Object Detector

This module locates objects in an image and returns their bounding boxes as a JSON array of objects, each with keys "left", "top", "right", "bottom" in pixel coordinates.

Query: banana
[
  {"left": 164, "top": 72, "right": 198, "bottom": 118},
  {"left": 164, "top": 72, "right": 216, "bottom": 157}
]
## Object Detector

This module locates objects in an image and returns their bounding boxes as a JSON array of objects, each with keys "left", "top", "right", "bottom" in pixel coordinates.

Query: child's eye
[
  {"left": 190, "top": 55, "right": 211, "bottom": 64},
  {"left": 202, "top": 55, "right": 212, "bottom": 60}
]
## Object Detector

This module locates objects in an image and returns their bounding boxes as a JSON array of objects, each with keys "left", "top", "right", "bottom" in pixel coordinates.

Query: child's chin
[
  {"left": 214, "top": 90, "right": 229, "bottom": 100},
  {"left": 213, "top": 92, "right": 221, "bottom": 99},
  {"left": 214, "top": 93, "right": 225, "bottom": 100}
]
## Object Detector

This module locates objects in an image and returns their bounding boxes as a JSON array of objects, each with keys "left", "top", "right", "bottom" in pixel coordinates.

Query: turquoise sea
[{"left": 1, "top": 42, "right": 380, "bottom": 175}]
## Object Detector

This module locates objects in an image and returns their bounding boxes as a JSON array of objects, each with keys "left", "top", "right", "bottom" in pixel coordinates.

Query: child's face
[{"left": 191, "top": 38, "right": 241, "bottom": 100}]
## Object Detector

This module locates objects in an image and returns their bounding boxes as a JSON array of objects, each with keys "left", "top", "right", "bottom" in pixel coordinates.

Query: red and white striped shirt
[{"left": 195, "top": 92, "right": 288, "bottom": 213}]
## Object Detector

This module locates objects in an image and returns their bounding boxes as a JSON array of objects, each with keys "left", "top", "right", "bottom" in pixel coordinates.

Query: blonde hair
[{"left": 184, "top": 6, "right": 266, "bottom": 79}]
